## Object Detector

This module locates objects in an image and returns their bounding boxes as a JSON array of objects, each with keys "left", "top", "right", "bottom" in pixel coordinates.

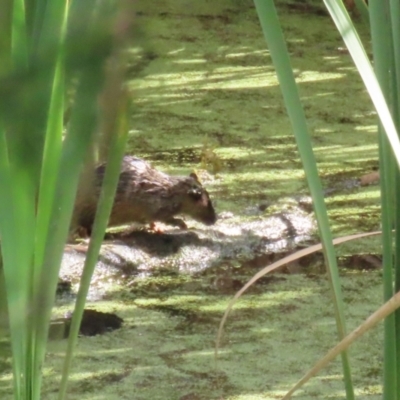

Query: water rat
[{"left": 73, "top": 156, "right": 217, "bottom": 234}]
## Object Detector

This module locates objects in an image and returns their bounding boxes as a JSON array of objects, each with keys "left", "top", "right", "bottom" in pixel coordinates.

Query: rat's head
[{"left": 180, "top": 173, "right": 217, "bottom": 225}]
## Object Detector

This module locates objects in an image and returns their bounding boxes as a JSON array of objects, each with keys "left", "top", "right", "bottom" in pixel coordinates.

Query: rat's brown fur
[{"left": 73, "top": 156, "right": 217, "bottom": 234}]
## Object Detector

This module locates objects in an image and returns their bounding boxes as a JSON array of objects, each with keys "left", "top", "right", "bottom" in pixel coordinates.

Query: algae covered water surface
[{"left": 1, "top": 1, "right": 384, "bottom": 399}]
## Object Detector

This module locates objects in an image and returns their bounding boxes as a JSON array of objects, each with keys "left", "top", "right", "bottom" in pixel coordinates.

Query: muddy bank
[{"left": 61, "top": 196, "right": 316, "bottom": 296}]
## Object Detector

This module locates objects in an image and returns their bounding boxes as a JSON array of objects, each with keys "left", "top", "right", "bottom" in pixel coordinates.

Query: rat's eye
[{"left": 188, "top": 186, "right": 203, "bottom": 200}]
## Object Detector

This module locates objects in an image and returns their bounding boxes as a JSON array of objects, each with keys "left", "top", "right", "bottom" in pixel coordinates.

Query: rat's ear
[{"left": 189, "top": 172, "right": 201, "bottom": 183}]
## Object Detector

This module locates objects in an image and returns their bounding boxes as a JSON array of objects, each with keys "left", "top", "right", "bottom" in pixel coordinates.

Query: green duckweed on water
[{"left": 0, "top": 1, "right": 384, "bottom": 399}]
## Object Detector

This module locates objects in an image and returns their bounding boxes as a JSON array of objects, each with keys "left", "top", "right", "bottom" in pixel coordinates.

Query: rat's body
[{"left": 74, "top": 156, "right": 217, "bottom": 233}]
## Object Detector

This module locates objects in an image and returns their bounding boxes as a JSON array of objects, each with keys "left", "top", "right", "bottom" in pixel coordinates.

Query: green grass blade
[
  {"left": 58, "top": 91, "right": 130, "bottom": 400},
  {"left": 323, "top": 0, "right": 400, "bottom": 167},
  {"left": 58, "top": 5, "right": 134, "bottom": 394},
  {"left": 0, "top": 128, "right": 23, "bottom": 399},
  {"left": 0, "top": 3, "right": 33, "bottom": 398},
  {"left": 11, "top": 0, "right": 28, "bottom": 68},
  {"left": 354, "top": 0, "right": 369, "bottom": 23},
  {"left": 368, "top": 1, "right": 400, "bottom": 398},
  {"left": 378, "top": 128, "right": 397, "bottom": 400},
  {"left": 389, "top": 0, "right": 400, "bottom": 105},
  {"left": 0, "top": 0, "right": 12, "bottom": 75},
  {"left": 0, "top": 132, "right": 37, "bottom": 400},
  {"left": 31, "top": 60, "right": 65, "bottom": 400},
  {"left": 35, "top": 63, "right": 64, "bottom": 272},
  {"left": 31, "top": 65, "right": 105, "bottom": 397},
  {"left": 252, "top": 1, "right": 354, "bottom": 398},
  {"left": 0, "top": 1, "right": 128, "bottom": 399},
  {"left": 325, "top": 1, "right": 400, "bottom": 398},
  {"left": 34, "top": 0, "right": 69, "bottom": 275}
]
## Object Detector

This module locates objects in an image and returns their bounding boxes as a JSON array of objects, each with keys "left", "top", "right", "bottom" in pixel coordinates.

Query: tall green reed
[
  {"left": 218, "top": 0, "right": 400, "bottom": 398},
  {"left": 252, "top": 0, "right": 355, "bottom": 397},
  {"left": 0, "top": 0, "right": 135, "bottom": 399},
  {"left": 247, "top": 0, "right": 400, "bottom": 398},
  {"left": 368, "top": 1, "right": 400, "bottom": 398}
]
